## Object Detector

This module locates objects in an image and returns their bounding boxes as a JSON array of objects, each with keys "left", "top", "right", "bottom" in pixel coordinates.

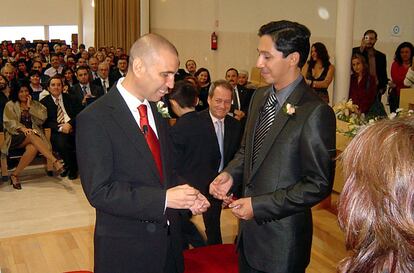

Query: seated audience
[
  {"left": 338, "top": 117, "right": 414, "bottom": 273},
  {"left": 92, "top": 62, "right": 112, "bottom": 93},
  {"left": 30, "top": 60, "right": 49, "bottom": 89},
  {"left": 302, "top": 42, "right": 335, "bottom": 104},
  {"left": 349, "top": 53, "right": 377, "bottom": 114},
  {"left": 62, "top": 66, "right": 77, "bottom": 90},
  {"left": 44, "top": 54, "right": 63, "bottom": 77},
  {"left": 41, "top": 76, "right": 81, "bottom": 180},
  {"left": 389, "top": 42, "right": 414, "bottom": 112},
  {"left": 88, "top": 56, "right": 99, "bottom": 80},
  {"left": 2, "top": 83, "right": 64, "bottom": 190},
  {"left": 194, "top": 67, "right": 211, "bottom": 111},
  {"left": 16, "top": 59, "right": 29, "bottom": 83}
]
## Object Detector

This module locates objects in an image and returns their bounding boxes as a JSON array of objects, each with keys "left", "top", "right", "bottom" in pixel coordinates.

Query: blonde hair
[{"left": 338, "top": 117, "right": 414, "bottom": 273}]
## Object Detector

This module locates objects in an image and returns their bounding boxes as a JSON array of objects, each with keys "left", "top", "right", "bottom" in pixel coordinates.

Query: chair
[
  {"left": 399, "top": 88, "right": 414, "bottom": 109},
  {"left": 0, "top": 128, "right": 54, "bottom": 179}
]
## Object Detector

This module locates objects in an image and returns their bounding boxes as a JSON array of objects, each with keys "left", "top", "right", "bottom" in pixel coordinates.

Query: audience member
[
  {"left": 30, "top": 60, "right": 49, "bottom": 89},
  {"left": 185, "top": 59, "right": 197, "bottom": 75},
  {"left": 70, "top": 66, "right": 104, "bottom": 108},
  {"left": 2, "top": 83, "right": 64, "bottom": 190},
  {"left": 41, "top": 76, "right": 81, "bottom": 180},
  {"left": 238, "top": 69, "right": 257, "bottom": 90},
  {"left": 225, "top": 68, "right": 253, "bottom": 121},
  {"left": 88, "top": 57, "right": 99, "bottom": 80},
  {"left": 41, "top": 45, "right": 51, "bottom": 64},
  {"left": 1, "top": 63, "right": 18, "bottom": 91},
  {"left": 16, "top": 59, "right": 29, "bottom": 82},
  {"left": 337, "top": 117, "right": 414, "bottom": 273},
  {"left": 389, "top": 42, "right": 414, "bottom": 112},
  {"left": 109, "top": 55, "right": 128, "bottom": 84},
  {"left": 92, "top": 62, "right": 112, "bottom": 93},
  {"left": 302, "top": 42, "right": 335, "bottom": 104},
  {"left": 349, "top": 53, "right": 378, "bottom": 114},
  {"left": 0, "top": 74, "right": 10, "bottom": 131},
  {"left": 28, "top": 70, "right": 44, "bottom": 101},
  {"left": 62, "top": 66, "right": 77, "bottom": 89},
  {"left": 194, "top": 67, "right": 211, "bottom": 111},
  {"left": 44, "top": 54, "right": 63, "bottom": 77},
  {"left": 352, "top": 29, "right": 388, "bottom": 95}
]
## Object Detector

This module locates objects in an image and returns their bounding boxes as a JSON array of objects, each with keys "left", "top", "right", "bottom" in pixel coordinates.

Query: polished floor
[{"left": 0, "top": 166, "right": 347, "bottom": 273}]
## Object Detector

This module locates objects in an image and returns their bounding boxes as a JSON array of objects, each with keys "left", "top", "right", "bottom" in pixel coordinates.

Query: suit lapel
[
  {"left": 108, "top": 89, "right": 162, "bottom": 184},
  {"left": 250, "top": 83, "right": 306, "bottom": 178}
]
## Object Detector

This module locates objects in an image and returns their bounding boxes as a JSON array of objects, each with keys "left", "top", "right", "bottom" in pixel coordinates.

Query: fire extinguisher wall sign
[{"left": 211, "top": 32, "right": 218, "bottom": 50}]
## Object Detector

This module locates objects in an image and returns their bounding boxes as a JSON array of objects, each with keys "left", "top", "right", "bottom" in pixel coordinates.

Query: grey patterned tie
[
  {"left": 252, "top": 92, "right": 278, "bottom": 165},
  {"left": 215, "top": 120, "right": 224, "bottom": 171}
]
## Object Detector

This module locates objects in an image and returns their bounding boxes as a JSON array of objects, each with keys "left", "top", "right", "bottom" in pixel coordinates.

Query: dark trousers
[
  {"left": 202, "top": 197, "right": 222, "bottom": 245},
  {"left": 388, "top": 91, "right": 400, "bottom": 113},
  {"left": 51, "top": 132, "right": 77, "bottom": 173},
  {"left": 180, "top": 210, "right": 206, "bottom": 249}
]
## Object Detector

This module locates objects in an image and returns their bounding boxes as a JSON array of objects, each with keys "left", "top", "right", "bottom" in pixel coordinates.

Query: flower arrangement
[
  {"left": 156, "top": 101, "right": 171, "bottom": 118},
  {"left": 334, "top": 99, "right": 414, "bottom": 138}
]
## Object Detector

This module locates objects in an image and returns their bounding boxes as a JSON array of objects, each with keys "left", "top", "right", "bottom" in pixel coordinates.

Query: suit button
[{"left": 146, "top": 223, "right": 156, "bottom": 233}]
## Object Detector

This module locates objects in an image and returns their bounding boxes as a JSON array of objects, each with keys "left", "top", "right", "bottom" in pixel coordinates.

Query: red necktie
[{"left": 138, "top": 104, "right": 163, "bottom": 182}]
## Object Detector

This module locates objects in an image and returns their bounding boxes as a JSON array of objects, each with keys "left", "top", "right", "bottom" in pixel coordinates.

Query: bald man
[{"left": 76, "top": 34, "right": 210, "bottom": 273}]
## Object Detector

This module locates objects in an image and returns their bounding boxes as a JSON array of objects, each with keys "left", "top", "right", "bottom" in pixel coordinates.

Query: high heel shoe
[
  {"left": 10, "top": 174, "right": 22, "bottom": 190},
  {"left": 53, "top": 159, "right": 64, "bottom": 175}
]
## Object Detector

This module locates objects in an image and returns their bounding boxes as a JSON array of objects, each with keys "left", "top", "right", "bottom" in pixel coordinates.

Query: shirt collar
[
  {"left": 209, "top": 111, "right": 225, "bottom": 124},
  {"left": 272, "top": 74, "right": 303, "bottom": 107},
  {"left": 117, "top": 77, "right": 150, "bottom": 113}
]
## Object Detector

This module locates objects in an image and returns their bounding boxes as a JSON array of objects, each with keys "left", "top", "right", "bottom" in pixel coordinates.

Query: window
[
  {"left": 49, "top": 25, "right": 78, "bottom": 45},
  {"left": 0, "top": 26, "right": 44, "bottom": 42}
]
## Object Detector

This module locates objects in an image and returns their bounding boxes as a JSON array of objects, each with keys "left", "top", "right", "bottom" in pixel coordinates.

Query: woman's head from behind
[{"left": 338, "top": 117, "right": 414, "bottom": 273}]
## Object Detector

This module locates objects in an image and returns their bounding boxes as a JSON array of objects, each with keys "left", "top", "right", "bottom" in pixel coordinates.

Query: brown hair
[{"left": 337, "top": 117, "right": 414, "bottom": 273}]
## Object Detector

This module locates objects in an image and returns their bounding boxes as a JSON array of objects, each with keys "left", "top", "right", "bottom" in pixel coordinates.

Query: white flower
[
  {"left": 285, "top": 103, "right": 296, "bottom": 115},
  {"left": 156, "top": 101, "right": 171, "bottom": 118},
  {"left": 388, "top": 112, "right": 397, "bottom": 120},
  {"left": 396, "top": 108, "right": 403, "bottom": 113}
]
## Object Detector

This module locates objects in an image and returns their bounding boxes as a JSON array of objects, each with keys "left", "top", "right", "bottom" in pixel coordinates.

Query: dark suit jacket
[
  {"left": 70, "top": 82, "right": 104, "bottom": 107},
  {"left": 170, "top": 111, "right": 221, "bottom": 195},
  {"left": 225, "top": 79, "right": 336, "bottom": 272},
  {"left": 352, "top": 46, "right": 388, "bottom": 92},
  {"left": 40, "top": 93, "right": 81, "bottom": 133},
  {"left": 76, "top": 88, "right": 183, "bottom": 273},
  {"left": 93, "top": 77, "right": 115, "bottom": 94},
  {"left": 231, "top": 84, "right": 255, "bottom": 115},
  {"left": 109, "top": 69, "right": 124, "bottom": 85}
]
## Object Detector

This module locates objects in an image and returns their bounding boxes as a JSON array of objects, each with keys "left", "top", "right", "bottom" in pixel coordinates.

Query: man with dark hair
[
  {"left": 44, "top": 53, "right": 63, "bottom": 77},
  {"left": 185, "top": 59, "right": 197, "bottom": 75},
  {"left": 109, "top": 54, "right": 128, "bottom": 84},
  {"left": 210, "top": 20, "right": 336, "bottom": 273},
  {"left": 225, "top": 67, "right": 254, "bottom": 121},
  {"left": 352, "top": 29, "right": 388, "bottom": 95},
  {"left": 76, "top": 33, "right": 209, "bottom": 273},
  {"left": 70, "top": 66, "right": 104, "bottom": 108}
]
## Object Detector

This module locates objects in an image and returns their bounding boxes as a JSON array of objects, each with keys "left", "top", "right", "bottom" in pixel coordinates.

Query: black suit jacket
[
  {"left": 225, "top": 79, "right": 336, "bottom": 272},
  {"left": 231, "top": 84, "right": 255, "bottom": 115},
  {"left": 40, "top": 93, "right": 81, "bottom": 133},
  {"left": 109, "top": 69, "right": 124, "bottom": 85},
  {"left": 70, "top": 82, "right": 104, "bottom": 107},
  {"left": 352, "top": 46, "right": 388, "bottom": 92},
  {"left": 76, "top": 88, "right": 183, "bottom": 273},
  {"left": 170, "top": 111, "right": 221, "bottom": 195},
  {"left": 93, "top": 77, "right": 115, "bottom": 94}
]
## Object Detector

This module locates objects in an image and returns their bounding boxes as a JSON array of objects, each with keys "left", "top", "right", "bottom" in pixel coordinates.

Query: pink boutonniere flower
[{"left": 284, "top": 103, "right": 296, "bottom": 116}]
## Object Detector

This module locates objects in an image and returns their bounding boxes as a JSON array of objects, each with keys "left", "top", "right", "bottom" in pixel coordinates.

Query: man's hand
[
  {"left": 209, "top": 172, "right": 233, "bottom": 200},
  {"left": 166, "top": 184, "right": 199, "bottom": 209},
  {"left": 189, "top": 193, "right": 210, "bottom": 215},
  {"left": 229, "top": 197, "right": 253, "bottom": 220},
  {"left": 60, "top": 123, "right": 73, "bottom": 134},
  {"left": 234, "top": 109, "right": 245, "bottom": 120}
]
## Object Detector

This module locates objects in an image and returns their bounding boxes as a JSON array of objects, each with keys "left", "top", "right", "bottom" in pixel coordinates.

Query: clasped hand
[{"left": 166, "top": 184, "right": 210, "bottom": 215}]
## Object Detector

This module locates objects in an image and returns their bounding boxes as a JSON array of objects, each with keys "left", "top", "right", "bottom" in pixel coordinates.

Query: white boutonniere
[
  {"left": 156, "top": 101, "right": 171, "bottom": 118},
  {"left": 284, "top": 103, "right": 296, "bottom": 116}
]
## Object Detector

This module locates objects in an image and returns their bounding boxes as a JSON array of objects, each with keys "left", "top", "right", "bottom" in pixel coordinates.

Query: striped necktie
[
  {"left": 56, "top": 98, "right": 65, "bottom": 124},
  {"left": 252, "top": 92, "right": 278, "bottom": 165}
]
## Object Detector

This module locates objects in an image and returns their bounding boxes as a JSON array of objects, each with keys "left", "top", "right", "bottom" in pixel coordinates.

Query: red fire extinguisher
[{"left": 211, "top": 32, "right": 218, "bottom": 50}]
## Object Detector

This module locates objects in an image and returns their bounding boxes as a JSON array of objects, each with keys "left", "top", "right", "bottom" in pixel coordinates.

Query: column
[{"left": 333, "top": 0, "right": 356, "bottom": 105}]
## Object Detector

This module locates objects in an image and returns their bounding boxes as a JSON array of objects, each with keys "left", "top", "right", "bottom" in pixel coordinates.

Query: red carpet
[{"left": 184, "top": 244, "right": 238, "bottom": 273}]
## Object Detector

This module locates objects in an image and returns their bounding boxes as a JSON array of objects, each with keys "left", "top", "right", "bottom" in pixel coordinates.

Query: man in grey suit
[
  {"left": 210, "top": 20, "right": 336, "bottom": 273},
  {"left": 77, "top": 34, "right": 209, "bottom": 273}
]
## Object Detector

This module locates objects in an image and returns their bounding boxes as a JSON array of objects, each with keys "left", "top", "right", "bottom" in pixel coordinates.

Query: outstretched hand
[
  {"left": 189, "top": 193, "right": 210, "bottom": 215},
  {"left": 229, "top": 197, "right": 253, "bottom": 220},
  {"left": 209, "top": 172, "right": 233, "bottom": 200},
  {"left": 166, "top": 184, "right": 199, "bottom": 209}
]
